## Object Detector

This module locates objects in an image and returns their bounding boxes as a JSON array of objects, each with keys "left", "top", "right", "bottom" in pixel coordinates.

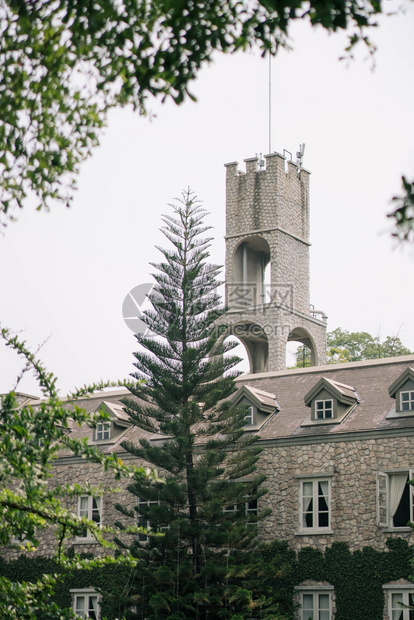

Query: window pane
[
  {"left": 319, "top": 594, "right": 329, "bottom": 609},
  {"left": 302, "top": 482, "right": 314, "bottom": 528},
  {"left": 79, "top": 497, "right": 89, "bottom": 517},
  {"left": 89, "top": 595, "right": 98, "bottom": 619},
  {"left": 303, "top": 482, "right": 313, "bottom": 496},
  {"left": 75, "top": 595, "right": 86, "bottom": 618},
  {"left": 318, "top": 482, "right": 329, "bottom": 527},
  {"left": 303, "top": 593, "right": 314, "bottom": 619},
  {"left": 392, "top": 593, "right": 404, "bottom": 620},
  {"left": 92, "top": 498, "right": 101, "bottom": 524},
  {"left": 409, "top": 593, "right": 414, "bottom": 620},
  {"left": 393, "top": 482, "right": 410, "bottom": 528}
]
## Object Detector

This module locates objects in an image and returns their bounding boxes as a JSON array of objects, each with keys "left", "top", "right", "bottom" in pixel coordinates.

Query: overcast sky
[{"left": 1, "top": 2, "right": 414, "bottom": 396}]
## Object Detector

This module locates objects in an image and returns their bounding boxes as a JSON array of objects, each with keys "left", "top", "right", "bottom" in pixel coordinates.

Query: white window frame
[
  {"left": 295, "top": 586, "right": 334, "bottom": 620},
  {"left": 245, "top": 405, "right": 254, "bottom": 426},
  {"left": 315, "top": 399, "right": 333, "bottom": 420},
  {"left": 71, "top": 588, "right": 101, "bottom": 619},
  {"left": 137, "top": 497, "right": 168, "bottom": 542},
  {"left": 95, "top": 421, "right": 111, "bottom": 441},
  {"left": 223, "top": 490, "right": 258, "bottom": 521},
  {"left": 377, "top": 469, "right": 414, "bottom": 529},
  {"left": 383, "top": 584, "right": 414, "bottom": 620},
  {"left": 298, "top": 476, "right": 332, "bottom": 533},
  {"left": 76, "top": 496, "right": 102, "bottom": 540},
  {"left": 400, "top": 390, "right": 414, "bottom": 412}
]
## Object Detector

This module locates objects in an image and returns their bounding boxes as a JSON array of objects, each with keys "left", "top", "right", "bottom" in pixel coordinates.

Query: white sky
[{"left": 1, "top": 2, "right": 414, "bottom": 396}]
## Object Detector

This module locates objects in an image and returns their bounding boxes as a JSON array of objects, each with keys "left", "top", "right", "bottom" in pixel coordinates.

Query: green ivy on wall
[{"left": 0, "top": 538, "right": 412, "bottom": 619}]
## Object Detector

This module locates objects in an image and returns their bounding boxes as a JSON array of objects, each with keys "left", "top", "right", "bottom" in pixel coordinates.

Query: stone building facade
[
  {"left": 3, "top": 154, "right": 414, "bottom": 619},
  {"left": 5, "top": 356, "right": 414, "bottom": 619}
]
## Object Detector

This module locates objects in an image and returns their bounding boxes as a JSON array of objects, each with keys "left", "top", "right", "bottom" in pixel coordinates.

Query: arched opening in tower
[
  {"left": 223, "top": 335, "right": 250, "bottom": 375},
  {"left": 231, "top": 236, "right": 271, "bottom": 308},
  {"left": 226, "top": 322, "right": 269, "bottom": 374},
  {"left": 286, "top": 327, "right": 317, "bottom": 368}
]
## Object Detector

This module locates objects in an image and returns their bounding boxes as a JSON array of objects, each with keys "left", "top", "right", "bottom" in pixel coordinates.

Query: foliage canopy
[
  {"left": 0, "top": 328, "right": 145, "bottom": 619},
  {"left": 0, "top": 0, "right": 383, "bottom": 224},
  {"left": 294, "top": 327, "right": 413, "bottom": 367}
]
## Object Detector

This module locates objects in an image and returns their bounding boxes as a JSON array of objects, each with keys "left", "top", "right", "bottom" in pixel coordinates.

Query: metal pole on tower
[{"left": 268, "top": 52, "right": 272, "bottom": 154}]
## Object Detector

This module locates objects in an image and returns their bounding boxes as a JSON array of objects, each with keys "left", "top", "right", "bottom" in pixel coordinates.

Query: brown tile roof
[
  {"left": 56, "top": 356, "right": 414, "bottom": 455},
  {"left": 234, "top": 355, "right": 414, "bottom": 440}
]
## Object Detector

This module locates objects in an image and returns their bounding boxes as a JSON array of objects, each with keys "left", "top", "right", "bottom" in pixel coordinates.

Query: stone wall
[
  {"left": 5, "top": 432, "right": 412, "bottom": 563},
  {"left": 258, "top": 434, "right": 414, "bottom": 553},
  {"left": 4, "top": 459, "right": 136, "bottom": 561}
]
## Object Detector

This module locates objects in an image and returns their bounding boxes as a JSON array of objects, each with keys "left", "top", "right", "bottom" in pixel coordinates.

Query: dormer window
[
  {"left": 91, "top": 401, "right": 131, "bottom": 443},
  {"left": 400, "top": 390, "right": 414, "bottom": 412},
  {"left": 303, "top": 378, "right": 359, "bottom": 427},
  {"left": 95, "top": 421, "right": 111, "bottom": 441},
  {"left": 315, "top": 399, "right": 333, "bottom": 420},
  {"left": 231, "top": 385, "right": 279, "bottom": 430},
  {"left": 388, "top": 367, "right": 414, "bottom": 416}
]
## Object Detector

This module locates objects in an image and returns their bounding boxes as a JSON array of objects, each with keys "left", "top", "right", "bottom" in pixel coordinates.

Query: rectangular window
[
  {"left": 137, "top": 497, "right": 167, "bottom": 542},
  {"left": 95, "top": 422, "right": 111, "bottom": 441},
  {"left": 300, "top": 591, "right": 332, "bottom": 620},
  {"left": 72, "top": 590, "right": 100, "bottom": 619},
  {"left": 245, "top": 406, "right": 254, "bottom": 426},
  {"left": 377, "top": 470, "right": 414, "bottom": 528},
  {"left": 315, "top": 400, "right": 333, "bottom": 419},
  {"left": 386, "top": 590, "right": 414, "bottom": 620},
  {"left": 400, "top": 391, "right": 414, "bottom": 412},
  {"left": 224, "top": 490, "right": 258, "bottom": 522},
  {"left": 245, "top": 493, "right": 258, "bottom": 518},
  {"left": 300, "top": 479, "right": 330, "bottom": 531},
  {"left": 77, "top": 496, "right": 102, "bottom": 539}
]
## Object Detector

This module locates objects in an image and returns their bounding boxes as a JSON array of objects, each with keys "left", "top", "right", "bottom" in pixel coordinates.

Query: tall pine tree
[{"left": 116, "top": 191, "right": 270, "bottom": 620}]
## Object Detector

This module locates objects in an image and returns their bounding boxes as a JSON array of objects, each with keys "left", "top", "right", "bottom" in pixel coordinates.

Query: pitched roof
[
  {"left": 234, "top": 355, "right": 414, "bottom": 440},
  {"left": 56, "top": 355, "right": 414, "bottom": 456},
  {"left": 303, "top": 377, "right": 359, "bottom": 407},
  {"left": 232, "top": 384, "right": 279, "bottom": 413},
  {"left": 388, "top": 367, "right": 414, "bottom": 398}
]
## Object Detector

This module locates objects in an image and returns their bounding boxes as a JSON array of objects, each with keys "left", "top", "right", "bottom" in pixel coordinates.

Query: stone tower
[{"left": 224, "top": 152, "right": 327, "bottom": 373}]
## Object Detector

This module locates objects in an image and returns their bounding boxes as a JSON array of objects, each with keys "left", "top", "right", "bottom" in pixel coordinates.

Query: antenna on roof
[
  {"left": 296, "top": 143, "right": 306, "bottom": 172},
  {"left": 256, "top": 152, "right": 265, "bottom": 170}
]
